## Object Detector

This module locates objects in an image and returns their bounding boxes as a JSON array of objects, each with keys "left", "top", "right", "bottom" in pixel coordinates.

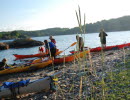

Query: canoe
[
  {"left": 0, "top": 71, "right": 62, "bottom": 98},
  {"left": 33, "top": 50, "right": 89, "bottom": 64},
  {"left": 70, "top": 43, "right": 130, "bottom": 53},
  {"left": 14, "top": 49, "right": 60, "bottom": 59},
  {"left": 0, "top": 60, "right": 52, "bottom": 75}
]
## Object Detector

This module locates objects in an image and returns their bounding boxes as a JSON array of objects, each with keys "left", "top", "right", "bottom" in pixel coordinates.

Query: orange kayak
[
  {"left": 33, "top": 50, "right": 89, "bottom": 64},
  {"left": 54, "top": 50, "right": 89, "bottom": 64}
]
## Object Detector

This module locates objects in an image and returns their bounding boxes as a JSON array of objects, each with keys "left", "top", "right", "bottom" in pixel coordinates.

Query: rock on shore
[
  {"left": 0, "top": 42, "right": 9, "bottom": 50},
  {"left": 0, "top": 38, "right": 43, "bottom": 50}
]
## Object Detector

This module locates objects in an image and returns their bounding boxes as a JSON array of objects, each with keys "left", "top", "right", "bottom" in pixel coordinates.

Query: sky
[{"left": 0, "top": 0, "right": 130, "bottom": 31}]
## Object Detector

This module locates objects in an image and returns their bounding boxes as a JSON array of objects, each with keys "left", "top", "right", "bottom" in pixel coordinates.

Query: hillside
[{"left": 0, "top": 15, "right": 130, "bottom": 39}]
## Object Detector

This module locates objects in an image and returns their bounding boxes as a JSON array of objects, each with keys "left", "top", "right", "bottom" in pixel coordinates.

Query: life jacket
[
  {"left": 39, "top": 47, "right": 44, "bottom": 52},
  {"left": 51, "top": 39, "right": 56, "bottom": 44},
  {"left": 49, "top": 42, "right": 56, "bottom": 49},
  {"left": 45, "top": 42, "right": 56, "bottom": 49}
]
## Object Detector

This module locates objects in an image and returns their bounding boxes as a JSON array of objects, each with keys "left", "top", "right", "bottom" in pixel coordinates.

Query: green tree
[{"left": 10, "top": 31, "right": 20, "bottom": 37}]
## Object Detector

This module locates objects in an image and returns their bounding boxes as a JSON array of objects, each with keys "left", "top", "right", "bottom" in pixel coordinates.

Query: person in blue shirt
[{"left": 44, "top": 40, "right": 56, "bottom": 58}]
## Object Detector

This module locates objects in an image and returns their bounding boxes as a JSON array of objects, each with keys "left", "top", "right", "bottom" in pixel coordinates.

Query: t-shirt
[{"left": 99, "top": 32, "right": 108, "bottom": 39}]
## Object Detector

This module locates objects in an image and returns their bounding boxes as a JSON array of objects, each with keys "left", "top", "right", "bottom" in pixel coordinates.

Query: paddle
[{"left": 57, "top": 42, "right": 77, "bottom": 55}]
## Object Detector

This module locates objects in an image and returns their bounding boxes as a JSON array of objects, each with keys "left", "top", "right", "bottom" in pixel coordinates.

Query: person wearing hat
[
  {"left": 0, "top": 58, "right": 10, "bottom": 70},
  {"left": 49, "top": 35, "right": 56, "bottom": 45}
]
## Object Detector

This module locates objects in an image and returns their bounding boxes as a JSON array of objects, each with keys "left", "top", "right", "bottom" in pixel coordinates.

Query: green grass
[
  {"left": 108, "top": 70, "right": 129, "bottom": 98},
  {"left": 94, "top": 61, "right": 130, "bottom": 99}
]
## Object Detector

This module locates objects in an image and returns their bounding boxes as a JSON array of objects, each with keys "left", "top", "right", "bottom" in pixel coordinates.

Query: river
[{"left": 0, "top": 31, "right": 130, "bottom": 64}]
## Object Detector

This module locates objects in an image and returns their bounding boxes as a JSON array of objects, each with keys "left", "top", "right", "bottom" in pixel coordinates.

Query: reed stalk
[
  {"left": 123, "top": 47, "right": 126, "bottom": 67},
  {"left": 75, "top": 5, "right": 88, "bottom": 100},
  {"left": 79, "top": 76, "right": 83, "bottom": 99}
]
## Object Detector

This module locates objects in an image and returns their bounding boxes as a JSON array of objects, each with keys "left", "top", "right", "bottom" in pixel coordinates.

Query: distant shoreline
[
  {"left": 1, "top": 15, "right": 130, "bottom": 39},
  {"left": 0, "top": 30, "right": 130, "bottom": 41}
]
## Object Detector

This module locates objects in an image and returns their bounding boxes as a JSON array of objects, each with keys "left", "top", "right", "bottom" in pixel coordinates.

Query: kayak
[
  {"left": 0, "top": 71, "right": 62, "bottom": 98},
  {"left": 13, "top": 53, "right": 46, "bottom": 59},
  {"left": 33, "top": 50, "right": 89, "bottom": 64},
  {"left": 70, "top": 43, "right": 130, "bottom": 53},
  {"left": 0, "top": 60, "right": 52, "bottom": 75},
  {"left": 90, "top": 43, "right": 130, "bottom": 52},
  {"left": 14, "top": 49, "right": 60, "bottom": 59},
  {"left": 54, "top": 50, "right": 89, "bottom": 64}
]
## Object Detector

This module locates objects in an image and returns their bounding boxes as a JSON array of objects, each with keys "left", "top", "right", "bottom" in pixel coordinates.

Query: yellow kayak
[{"left": 0, "top": 60, "right": 52, "bottom": 75}]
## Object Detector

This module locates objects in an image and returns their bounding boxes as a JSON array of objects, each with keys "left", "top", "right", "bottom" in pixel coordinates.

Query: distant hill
[
  {"left": 0, "top": 15, "right": 130, "bottom": 39},
  {"left": 86, "top": 15, "right": 130, "bottom": 33}
]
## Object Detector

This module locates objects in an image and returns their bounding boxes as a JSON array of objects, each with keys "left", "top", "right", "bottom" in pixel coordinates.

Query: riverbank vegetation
[{"left": 0, "top": 16, "right": 130, "bottom": 40}]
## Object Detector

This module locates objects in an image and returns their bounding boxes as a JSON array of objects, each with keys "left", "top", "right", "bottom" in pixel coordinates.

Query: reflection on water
[{"left": 0, "top": 31, "right": 130, "bottom": 64}]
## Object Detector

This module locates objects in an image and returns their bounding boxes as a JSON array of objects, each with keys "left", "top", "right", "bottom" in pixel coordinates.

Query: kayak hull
[
  {"left": 0, "top": 60, "right": 52, "bottom": 75},
  {"left": 90, "top": 43, "right": 130, "bottom": 52},
  {"left": 0, "top": 71, "right": 62, "bottom": 98},
  {"left": 13, "top": 53, "right": 46, "bottom": 59},
  {"left": 70, "top": 43, "right": 130, "bottom": 53},
  {"left": 33, "top": 51, "right": 89, "bottom": 64},
  {"left": 14, "top": 49, "right": 59, "bottom": 59}
]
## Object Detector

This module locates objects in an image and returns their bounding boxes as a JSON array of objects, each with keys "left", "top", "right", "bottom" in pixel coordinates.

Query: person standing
[
  {"left": 99, "top": 29, "right": 108, "bottom": 49},
  {"left": 49, "top": 35, "right": 56, "bottom": 45},
  {"left": 76, "top": 35, "right": 84, "bottom": 51},
  {"left": 44, "top": 40, "right": 56, "bottom": 58}
]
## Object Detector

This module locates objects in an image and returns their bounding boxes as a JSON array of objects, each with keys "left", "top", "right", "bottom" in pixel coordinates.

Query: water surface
[{"left": 0, "top": 31, "right": 130, "bottom": 64}]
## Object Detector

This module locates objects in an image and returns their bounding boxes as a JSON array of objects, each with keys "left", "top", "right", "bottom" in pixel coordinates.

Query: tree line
[{"left": 0, "top": 15, "right": 130, "bottom": 40}]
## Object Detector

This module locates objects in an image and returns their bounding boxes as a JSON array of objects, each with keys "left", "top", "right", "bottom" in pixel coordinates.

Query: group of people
[
  {"left": 39, "top": 35, "right": 57, "bottom": 58},
  {"left": 0, "top": 36, "right": 57, "bottom": 70},
  {"left": 0, "top": 29, "right": 108, "bottom": 70}
]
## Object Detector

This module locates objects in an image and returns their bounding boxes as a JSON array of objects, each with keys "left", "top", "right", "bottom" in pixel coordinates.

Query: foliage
[{"left": 1, "top": 16, "right": 130, "bottom": 39}]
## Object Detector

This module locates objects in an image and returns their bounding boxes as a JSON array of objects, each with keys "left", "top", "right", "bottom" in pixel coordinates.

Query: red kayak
[
  {"left": 70, "top": 43, "right": 130, "bottom": 53},
  {"left": 13, "top": 53, "right": 46, "bottom": 59},
  {"left": 14, "top": 49, "right": 60, "bottom": 59}
]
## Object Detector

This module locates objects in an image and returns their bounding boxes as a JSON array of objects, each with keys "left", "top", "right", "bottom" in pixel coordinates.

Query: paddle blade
[
  {"left": 56, "top": 51, "right": 63, "bottom": 55},
  {"left": 70, "top": 42, "right": 77, "bottom": 47}
]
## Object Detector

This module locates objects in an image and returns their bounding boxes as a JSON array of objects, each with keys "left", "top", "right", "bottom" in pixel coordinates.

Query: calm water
[{"left": 0, "top": 31, "right": 130, "bottom": 64}]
